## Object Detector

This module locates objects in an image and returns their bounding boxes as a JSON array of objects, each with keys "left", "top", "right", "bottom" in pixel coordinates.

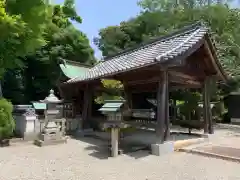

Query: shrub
[
  {"left": 0, "top": 98, "right": 15, "bottom": 140},
  {"left": 222, "top": 112, "right": 231, "bottom": 124}
]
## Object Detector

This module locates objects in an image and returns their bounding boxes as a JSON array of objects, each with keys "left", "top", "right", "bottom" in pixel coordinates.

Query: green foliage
[
  {"left": 0, "top": 0, "right": 49, "bottom": 77},
  {"left": 95, "top": 79, "right": 123, "bottom": 104},
  {"left": 178, "top": 91, "right": 201, "bottom": 120},
  {"left": 101, "top": 79, "right": 123, "bottom": 90},
  {"left": 2, "top": 0, "right": 96, "bottom": 103},
  {"left": 2, "top": 69, "right": 25, "bottom": 104},
  {"left": 0, "top": 98, "right": 15, "bottom": 139}
]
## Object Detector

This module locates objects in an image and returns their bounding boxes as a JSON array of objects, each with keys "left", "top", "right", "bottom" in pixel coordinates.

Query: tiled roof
[{"left": 66, "top": 22, "right": 209, "bottom": 84}]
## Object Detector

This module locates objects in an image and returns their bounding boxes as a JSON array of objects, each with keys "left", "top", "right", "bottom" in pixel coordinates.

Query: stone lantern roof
[{"left": 41, "top": 89, "right": 63, "bottom": 103}]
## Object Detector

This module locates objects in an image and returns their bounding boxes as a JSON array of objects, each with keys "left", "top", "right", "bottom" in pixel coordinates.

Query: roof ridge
[
  {"left": 103, "top": 21, "right": 205, "bottom": 61},
  {"left": 62, "top": 59, "right": 93, "bottom": 68},
  {"left": 156, "top": 27, "right": 204, "bottom": 62}
]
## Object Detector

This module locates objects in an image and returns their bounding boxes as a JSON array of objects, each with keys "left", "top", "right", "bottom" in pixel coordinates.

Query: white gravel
[{"left": 0, "top": 137, "right": 240, "bottom": 180}]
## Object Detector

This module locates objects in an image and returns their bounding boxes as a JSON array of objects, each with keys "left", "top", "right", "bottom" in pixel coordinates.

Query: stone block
[
  {"left": 151, "top": 141, "right": 174, "bottom": 156},
  {"left": 231, "top": 118, "right": 240, "bottom": 124},
  {"left": 23, "top": 132, "right": 38, "bottom": 141},
  {"left": 34, "top": 137, "right": 67, "bottom": 147}
]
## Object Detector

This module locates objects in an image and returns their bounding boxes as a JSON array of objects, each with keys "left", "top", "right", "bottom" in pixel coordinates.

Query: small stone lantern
[
  {"left": 34, "top": 89, "right": 66, "bottom": 146},
  {"left": 99, "top": 100, "right": 129, "bottom": 157}
]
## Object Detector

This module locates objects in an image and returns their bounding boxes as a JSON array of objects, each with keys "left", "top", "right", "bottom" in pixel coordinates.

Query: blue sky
[{"left": 53, "top": 0, "right": 140, "bottom": 58}]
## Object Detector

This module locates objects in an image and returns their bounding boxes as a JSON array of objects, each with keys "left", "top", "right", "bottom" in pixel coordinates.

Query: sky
[{"left": 53, "top": 0, "right": 140, "bottom": 58}]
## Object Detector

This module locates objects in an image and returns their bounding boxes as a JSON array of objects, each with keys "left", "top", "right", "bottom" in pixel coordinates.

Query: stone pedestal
[
  {"left": 151, "top": 141, "right": 174, "bottom": 156},
  {"left": 14, "top": 108, "right": 38, "bottom": 141},
  {"left": 24, "top": 115, "right": 38, "bottom": 141},
  {"left": 202, "top": 133, "right": 217, "bottom": 142}
]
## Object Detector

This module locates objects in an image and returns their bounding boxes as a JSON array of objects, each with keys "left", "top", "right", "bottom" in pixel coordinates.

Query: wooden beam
[
  {"left": 169, "top": 53, "right": 207, "bottom": 80},
  {"left": 203, "top": 40, "right": 226, "bottom": 81},
  {"left": 168, "top": 71, "right": 200, "bottom": 81},
  {"left": 126, "top": 72, "right": 202, "bottom": 87},
  {"left": 129, "top": 82, "right": 200, "bottom": 93},
  {"left": 127, "top": 76, "right": 160, "bottom": 86},
  {"left": 170, "top": 75, "right": 202, "bottom": 87}
]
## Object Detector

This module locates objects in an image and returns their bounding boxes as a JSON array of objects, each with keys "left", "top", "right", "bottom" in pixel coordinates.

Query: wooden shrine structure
[{"left": 59, "top": 22, "right": 227, "bottom": 145}]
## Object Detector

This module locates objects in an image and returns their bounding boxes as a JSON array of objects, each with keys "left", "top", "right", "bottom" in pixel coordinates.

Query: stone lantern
[
  {"left": 34, "top": 89, "right": 67, "bottom": 146},
  {"left": 99, "top": 100, "right": 129, "bottom": 157}
]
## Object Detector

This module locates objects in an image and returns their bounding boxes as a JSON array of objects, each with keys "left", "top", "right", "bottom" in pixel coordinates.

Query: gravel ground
[{"left": 0, "top": 137, "right": 240, "bottom": 180}]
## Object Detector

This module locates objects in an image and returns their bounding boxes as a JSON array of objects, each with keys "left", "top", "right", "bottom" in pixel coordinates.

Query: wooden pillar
[
  {"left": 57, "top": 85, "right": 65, "bottom": 99},
  {"left": 123, "top": 82, "right": 132, "bottom": 121},
  {"left": 88, "top": 87, "right": 93, "bottom": 121},
  {"left": 203, "top": 77, "right": 213, "bottom": 134},
  {"left": 164, "top": 71, "right": 170, "bottom": 141},
  {"left": 123, "top": 82, "right": 132, "bottom": 109},
  {"left": 173, "top": 99, "right": 177, "bottom": 121},
  {"left": 156, "top": 70, "right": 169, "bottom": 144},
  {"left": 82, "top": 84, "right": 90, "bottom": 129},
  {"left": 207, "top": 78, "right": 213, "bottom": 134}
]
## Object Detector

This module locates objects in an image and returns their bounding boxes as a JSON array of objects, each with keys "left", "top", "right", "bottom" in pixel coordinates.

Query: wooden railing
[{"left": 125, "top": 109, "right": 156, "bottom": 128}]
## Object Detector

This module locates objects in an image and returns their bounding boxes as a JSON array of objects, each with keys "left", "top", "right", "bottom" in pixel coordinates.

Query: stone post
[{"left": 111, "top": 128, "right": 119, "bottom": 157}]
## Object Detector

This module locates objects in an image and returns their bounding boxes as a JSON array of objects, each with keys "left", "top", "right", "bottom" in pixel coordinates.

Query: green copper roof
[
  {"left": 99, "top": 100, "right": 125, "bottom": 112},
  {"left": 32, "top": 102, "right": 46, "bottom": 110},
  {"left": 60, "top": 60, "right": 90, "bottom": 79}
]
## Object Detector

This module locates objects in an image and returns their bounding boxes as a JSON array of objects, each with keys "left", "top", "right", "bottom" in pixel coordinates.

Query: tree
[
  {"left": 95, "top": 79, "right": 123, "bottom": 104},
  {"left": 0, "top": 0, "right": 49, "bottom": 75},
  {"left": 0, "top": 0, "right": 51, "bottom": 98},
  {"left": 138, "top": 0, "right": 234, "bottom": 12},
  {"left": 3, "top": 0, "right": 96, "bottom": 103}
]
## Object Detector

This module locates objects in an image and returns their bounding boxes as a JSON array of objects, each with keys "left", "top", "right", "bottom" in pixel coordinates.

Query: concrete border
[
  {"left": 174, "top": 138, "right": 206, "bottom": 150},
  {"left": 179, "top": 148, "right": 240, "bottom": 163},
  {"left": 215, "top": 124, "right": 240, "bottom": 131}
]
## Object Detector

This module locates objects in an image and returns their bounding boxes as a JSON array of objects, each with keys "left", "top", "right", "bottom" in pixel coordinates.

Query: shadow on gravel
[{"left": 70, "top": 134, "right": 151, "bottom": 160}]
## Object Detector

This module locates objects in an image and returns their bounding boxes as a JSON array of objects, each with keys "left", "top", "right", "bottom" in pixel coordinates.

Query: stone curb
[
  {"left": 179, "top": 148, "right": 240, "bottom": 163},
  {"left": 216, "top": 124, "right": 240, "bottom": 131},
  {"left": 174, "top": 138, "right": 206, "bottom": 150}
]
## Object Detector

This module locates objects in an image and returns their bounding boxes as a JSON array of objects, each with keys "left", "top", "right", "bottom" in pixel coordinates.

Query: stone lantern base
[
  {"left": 34, "top": 123, "right": 67, "bottom": 147},
  {"left": 34, "top": 134, "right": 67, "bottom": 147}
]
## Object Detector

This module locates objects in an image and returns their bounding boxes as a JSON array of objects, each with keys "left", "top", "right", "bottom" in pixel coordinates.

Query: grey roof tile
[{"left": 66, "top": 22, "right": 209, "bottom": 84}]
